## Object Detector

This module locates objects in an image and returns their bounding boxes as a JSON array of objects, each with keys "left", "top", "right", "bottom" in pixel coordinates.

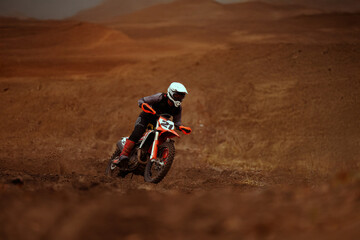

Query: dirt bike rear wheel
[
  {"left": 144, "top": 141, "right": 175, "bottom": 184},
  {"left": 105, "top": 146, "right": 128, "bottom": 177}
]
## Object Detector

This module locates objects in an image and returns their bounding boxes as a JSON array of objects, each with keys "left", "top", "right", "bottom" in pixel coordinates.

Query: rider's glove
[
  {"left": 141, "top": 103, "right": 156, "bottom": 115},
  {"left": 179, "top": 126, "right": 192, "bottom": 135}
]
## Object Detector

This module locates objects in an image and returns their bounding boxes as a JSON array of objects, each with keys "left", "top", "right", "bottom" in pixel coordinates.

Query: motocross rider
[{"left": 113, "top": 82, "right": 192, "bottom": 165}]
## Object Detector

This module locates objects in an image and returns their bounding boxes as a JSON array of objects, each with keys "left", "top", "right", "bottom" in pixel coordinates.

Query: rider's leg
[
  {"left": 118, "top": 138, "right": 135, "bottom": 161},
  {"left": 128, "top": 112, "right": 157, "bottom": 143},
  {"left": 115, "top": 113, "right": 152, "bottom": 164}
]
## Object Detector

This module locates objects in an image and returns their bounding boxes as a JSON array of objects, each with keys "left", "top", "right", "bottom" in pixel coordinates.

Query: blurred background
[
  {"left": 0, "top": 0, "right": 359, "bottom": 239},
  {"left": 1, "top": 0, "right": 360, "bottom": 19}
]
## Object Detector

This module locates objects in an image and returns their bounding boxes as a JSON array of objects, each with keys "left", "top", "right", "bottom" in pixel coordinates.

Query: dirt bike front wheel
[{"left": 144, "top": 141, "right": 175, "bottom": 184}]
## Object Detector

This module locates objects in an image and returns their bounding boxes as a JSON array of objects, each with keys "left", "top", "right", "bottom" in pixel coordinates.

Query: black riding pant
[{"left": 128, "top": 112, "right": 157, "bottom": 143}]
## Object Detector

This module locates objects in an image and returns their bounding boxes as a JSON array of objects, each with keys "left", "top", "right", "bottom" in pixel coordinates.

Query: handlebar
[
  {"left": 141, "top": 103, "right": 156, "bottom": 115},
  {"left": 141, "top": 103, "right": 171, "bottom": 119},
  {"left": 141, "top": 103, "right": 191, "bottom": 134}
]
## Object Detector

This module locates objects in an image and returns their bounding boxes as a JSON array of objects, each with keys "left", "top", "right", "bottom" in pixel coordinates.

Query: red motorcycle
[{"left": 105, "top": 104, "right": 191, "bottom": 183}]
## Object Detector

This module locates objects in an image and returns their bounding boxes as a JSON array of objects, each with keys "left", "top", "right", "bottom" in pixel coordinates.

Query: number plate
[{"left": 159, "top": 118, "right": 174, "bottom": 130}]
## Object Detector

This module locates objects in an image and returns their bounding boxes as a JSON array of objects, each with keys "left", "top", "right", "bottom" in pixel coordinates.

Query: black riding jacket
[{"left": 138, "top": 93, "right": 182, "bottom": 127}]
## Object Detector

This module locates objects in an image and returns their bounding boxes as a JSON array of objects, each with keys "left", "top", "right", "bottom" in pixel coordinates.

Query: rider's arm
[
  {"left": 173, "top": 106, "right": 182, "bottom": 129},
  {"left": 138, "top": 93, "right": 163, "bottom": 107},
  {"left": 174, "top": 107, "right": 191, "bottom": 134}
]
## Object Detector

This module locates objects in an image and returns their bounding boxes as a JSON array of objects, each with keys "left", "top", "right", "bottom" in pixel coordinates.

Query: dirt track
[{"left": 1, "top": 0, "right": 360, "bottom": 239}]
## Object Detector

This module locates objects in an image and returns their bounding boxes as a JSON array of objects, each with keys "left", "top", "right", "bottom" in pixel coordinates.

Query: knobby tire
[
  {"left": 144, "top": 141, "right": 175, "bottom": 184},
  {"left": 105, "top": 146, "right": 121, "bottom": 177}
]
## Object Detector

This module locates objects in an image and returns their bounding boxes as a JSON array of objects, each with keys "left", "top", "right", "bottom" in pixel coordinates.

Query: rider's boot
[{"left": 113, "top": 139, "right": 135, "bottom": 166}]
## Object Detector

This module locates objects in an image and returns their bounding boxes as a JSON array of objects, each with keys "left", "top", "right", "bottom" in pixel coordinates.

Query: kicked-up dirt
[{"left": 0, "top": 0, "right": 360, "bottom": 239}]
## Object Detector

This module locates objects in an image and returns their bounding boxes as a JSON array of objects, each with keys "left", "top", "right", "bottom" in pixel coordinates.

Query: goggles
[{"left": 173, "top": 92, "right": 186, "bottom": 102}]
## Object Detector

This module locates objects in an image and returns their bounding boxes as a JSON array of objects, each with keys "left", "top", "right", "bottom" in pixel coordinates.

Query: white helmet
[{"left": 167, "top": 82, "right": 188, "bottom": 107}]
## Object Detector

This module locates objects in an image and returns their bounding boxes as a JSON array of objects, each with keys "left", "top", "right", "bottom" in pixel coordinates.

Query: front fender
[{"left": 159, "top": 129, "right": 180, "bottom": 139}]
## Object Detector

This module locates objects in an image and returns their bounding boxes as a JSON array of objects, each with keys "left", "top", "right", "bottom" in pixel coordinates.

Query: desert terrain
[{"left": 0, "top": 0, "right": 360, "bottom": 239}]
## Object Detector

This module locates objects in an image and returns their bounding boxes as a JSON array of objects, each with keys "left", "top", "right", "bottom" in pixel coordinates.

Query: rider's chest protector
[{"left": 152, "top": 94, "right": 181, "bottom": 116}]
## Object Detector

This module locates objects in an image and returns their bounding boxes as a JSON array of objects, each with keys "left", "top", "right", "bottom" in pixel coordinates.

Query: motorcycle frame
[{"left": 147, "top": 116, "right": 179, "bottom": 160}]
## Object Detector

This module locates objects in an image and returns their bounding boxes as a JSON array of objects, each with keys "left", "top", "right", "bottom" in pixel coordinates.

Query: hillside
[
  {"left": 0, "top": 17, "right": 135, "bottom": 77},
  {"left": 260, "top": 0, "right": 360, "bottom": 12},
  {"left": 0, "top": 18, "right": 132, "bottom": 50},
  {"left": 72, "top": 0, "right": 174, "bottom": 22}
]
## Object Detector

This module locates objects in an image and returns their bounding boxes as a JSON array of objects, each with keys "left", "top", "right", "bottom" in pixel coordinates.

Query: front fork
[
  {"left": 150, "top": 131, "right": 166, "bottom": 167},
  {"left": 150, "top": 131, "right": 159, "bottom": 161}
]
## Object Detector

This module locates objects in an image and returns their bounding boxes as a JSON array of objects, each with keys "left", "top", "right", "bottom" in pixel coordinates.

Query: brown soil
[{"left": 1, "top": 1, "right": 360, "bottom": 239}]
